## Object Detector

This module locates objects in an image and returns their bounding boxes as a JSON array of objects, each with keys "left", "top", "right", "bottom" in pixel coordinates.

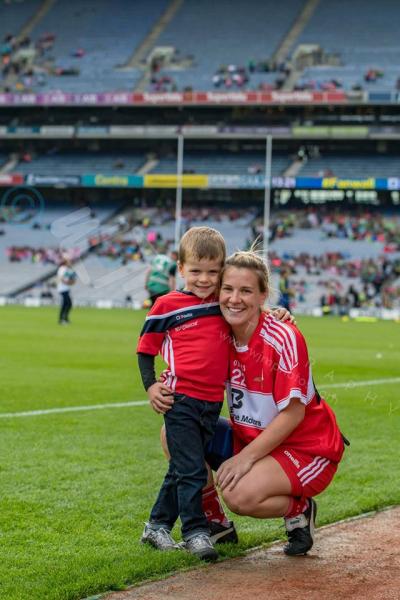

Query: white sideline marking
[
  {"left": 320, "top": 377, "right": 400, "bottom": 389},
  {"left": 1, "top": 377, "right": 399, "bottom": 419},
  {"left": 0, "top": 400, "right": 149, "bottom": 419}
]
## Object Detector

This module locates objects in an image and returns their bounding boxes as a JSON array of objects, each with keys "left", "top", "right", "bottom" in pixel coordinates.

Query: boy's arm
[
  {"left": 137, "top": 352, "right": 174, "bottom": 414},
  {"left": 137, "top": 352, "right": 157, "bottom": 390}
]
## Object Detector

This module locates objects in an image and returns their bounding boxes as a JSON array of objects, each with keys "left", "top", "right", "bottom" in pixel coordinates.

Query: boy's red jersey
[
  {"left": 227, "top": 313, "right": 344, "bottom": 462},
  {"left": 137, "top": 291, "right": 231, "bottom": 402}
]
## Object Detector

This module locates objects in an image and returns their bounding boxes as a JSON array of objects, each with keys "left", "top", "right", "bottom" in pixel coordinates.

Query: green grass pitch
[{"left": 1, "top": 305, "right": 399, "bottom": 600}]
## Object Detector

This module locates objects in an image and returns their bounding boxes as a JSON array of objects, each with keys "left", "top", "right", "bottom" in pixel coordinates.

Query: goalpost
[{"left": 174, "top": 133, "right": 273, "bottom": 261}]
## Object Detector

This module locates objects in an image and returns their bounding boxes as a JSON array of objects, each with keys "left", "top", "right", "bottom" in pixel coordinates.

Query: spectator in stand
[{"left": 279, "top": 268, "right": 293, "bottom": 311}]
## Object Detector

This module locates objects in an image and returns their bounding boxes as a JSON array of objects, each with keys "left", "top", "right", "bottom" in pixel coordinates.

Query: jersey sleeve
[
  {"left": 136, "top": 296, "right": 168, "bottom": 356},
  {"left": 272, "top": 325, "right": 315, "bottom": 411}
]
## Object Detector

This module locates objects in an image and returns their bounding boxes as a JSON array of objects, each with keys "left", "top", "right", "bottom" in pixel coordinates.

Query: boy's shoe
[
  {"left": 141, "top": 523, "right": 179, "bottom": 551},
  {"left": 184, "top": 533, "right": 219, "bottom": 561},
  {"left": 209, "top": 520, "right": 239, "bottom": 544},
  {"left": 284, "top": 498, "right": 317, "bottom": 556}
]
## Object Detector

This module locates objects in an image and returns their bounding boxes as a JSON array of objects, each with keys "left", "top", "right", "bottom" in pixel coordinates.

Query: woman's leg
[
  {"left": 221, "top": 455, "right": 293, "bottom": 518},
  {"left": 221, "top": 453, "right": 322, "bottom": 556}
]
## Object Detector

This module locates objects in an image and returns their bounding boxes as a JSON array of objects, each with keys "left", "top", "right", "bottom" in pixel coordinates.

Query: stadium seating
[
  {"left": 0, "top": 0, "right": 42, "bottom": 40},
  {"left": 0, "top": 203, "right": 116, "bottom": 295},
  {"left": 292, "top": 0, "right": 400, "bottom": 91},
  {"left": 15, "top": 152, "right": 146, "bottom": 175},
  {"left": 7, "top": 0, "right": 170, "bottom": 93},
  {"left": 298, "top": 154, "right": 400, "bottom": 178},
  {"left": 151, "top": 152, "right": 290, "bottom": 175},
  {"left": 146, "top": 0, "right": 304, "bottom": 91}
]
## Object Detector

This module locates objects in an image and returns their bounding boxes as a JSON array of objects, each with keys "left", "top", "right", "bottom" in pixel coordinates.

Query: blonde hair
[
  {"left": 179, "top": 227, "right": 226, "bottom": 265},
  {"left": 222, "top": 248, "right": 271, "bottom": 296}
]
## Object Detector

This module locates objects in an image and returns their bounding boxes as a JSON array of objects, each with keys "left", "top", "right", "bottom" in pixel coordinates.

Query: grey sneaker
[
  {"left": 141, "top": 523, "right": 179, "bottom": 551},
  {"left": 184, "top": 533, "right": 219, "bottom": 561}
]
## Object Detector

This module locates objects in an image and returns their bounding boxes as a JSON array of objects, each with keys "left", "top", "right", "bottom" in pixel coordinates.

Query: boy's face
[{"left": 178, "top": 257, "right": 222, "bottom": 299}]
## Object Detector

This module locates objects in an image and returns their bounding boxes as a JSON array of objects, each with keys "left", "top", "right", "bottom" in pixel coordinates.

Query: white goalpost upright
[
  {"left": 263, "top": 134, "right": 273, "bottom": 261},
  {"left": 174, "top": 134, "right": 184, "bottom": 249}
]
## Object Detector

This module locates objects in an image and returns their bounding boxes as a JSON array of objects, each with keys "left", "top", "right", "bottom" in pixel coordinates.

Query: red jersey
[
  {"left": 227, "top": 312, "right": 344, "bottom": 463},
  {"left": 137, "top": 291, "right": 231, "bottom": 402}
]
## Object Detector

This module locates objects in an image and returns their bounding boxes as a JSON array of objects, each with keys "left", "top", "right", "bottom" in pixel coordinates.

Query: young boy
[{"left": 137, "top": 227, "right": 232, "bottom": 561}]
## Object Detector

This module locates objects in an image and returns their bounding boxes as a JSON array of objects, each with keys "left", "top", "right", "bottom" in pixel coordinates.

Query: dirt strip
[{"left": 105, "top": 507, "right": 400, "bottom": 600}]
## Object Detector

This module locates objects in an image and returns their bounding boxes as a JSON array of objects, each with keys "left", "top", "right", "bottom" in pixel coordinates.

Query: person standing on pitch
[
  {"left": 145, "top": 249, "right": 178, "bottom": 305},
  {"left": 57, "top": 257, "right": 76, "bottom": 325},
  {"left": 137, "top": 227, "right": 230, "bottom": 561}
]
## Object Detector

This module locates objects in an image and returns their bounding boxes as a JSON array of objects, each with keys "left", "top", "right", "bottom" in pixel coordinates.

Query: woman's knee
[{"left": 222, "top": 488, "right": 256, "bottom": 516}]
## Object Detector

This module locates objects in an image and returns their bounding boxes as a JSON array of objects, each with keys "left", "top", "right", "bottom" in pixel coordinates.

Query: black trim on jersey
[
  {"left": 313, "top": 377, "right": 321, "bottom": 404},
  {"left": 140, "top": 303, "right": 222, "bottom": 335}
]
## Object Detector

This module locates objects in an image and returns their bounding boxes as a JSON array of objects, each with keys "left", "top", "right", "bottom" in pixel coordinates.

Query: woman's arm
[{"left": 216, "top": 398, "right": 305, "bottom": 492}]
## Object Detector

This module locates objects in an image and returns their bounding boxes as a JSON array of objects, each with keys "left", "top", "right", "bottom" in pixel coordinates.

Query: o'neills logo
[{"left": 284, "top": 449, "right": 300, "bottom": 468}]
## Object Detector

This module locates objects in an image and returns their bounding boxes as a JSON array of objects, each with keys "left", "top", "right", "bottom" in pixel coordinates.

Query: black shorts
[{"left": 204, "top": 417, "right": 233, "bottom": 471}]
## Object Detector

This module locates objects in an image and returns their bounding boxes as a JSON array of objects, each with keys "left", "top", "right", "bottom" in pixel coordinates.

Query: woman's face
[{"left": 219, "top": 266, "right": 267, "bottom": 329}]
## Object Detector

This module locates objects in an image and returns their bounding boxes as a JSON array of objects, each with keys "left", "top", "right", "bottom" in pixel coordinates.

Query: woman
[{"left": 210, "top": 249, "right": 345, "bottom": 555}]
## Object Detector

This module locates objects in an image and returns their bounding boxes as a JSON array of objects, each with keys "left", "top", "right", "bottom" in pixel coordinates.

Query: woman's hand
[
  {"left": 147, "top": 382, "right": 174, "bottom": 414},
  {"left": 216, "top": 454, "right": 254, "bottom": 492}
]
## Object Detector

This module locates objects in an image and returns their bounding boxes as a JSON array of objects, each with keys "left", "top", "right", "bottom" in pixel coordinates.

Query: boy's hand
[
  {"left": 147, "top": 382, "right": 174, "bottom": 414},
  {"left": 271, "top": 307, "right": 296, "bottom": 324}
]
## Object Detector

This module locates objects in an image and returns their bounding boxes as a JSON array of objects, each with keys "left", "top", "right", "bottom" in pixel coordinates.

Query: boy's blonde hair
[
  {"left": 222, "top": 249, "right": 271, "bottom": 296},
  {"left": 179, "top": 227, "right": 226, "bottom": 265}
]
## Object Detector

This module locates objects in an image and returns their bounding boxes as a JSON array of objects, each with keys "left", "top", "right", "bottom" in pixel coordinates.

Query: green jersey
[{"left": 147, "top": 254, "right": 174, "bottom": 295}]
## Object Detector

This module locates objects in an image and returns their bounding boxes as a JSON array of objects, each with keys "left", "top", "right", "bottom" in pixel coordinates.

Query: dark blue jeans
[
  {"left": 149, "top": 394, "right": 222, "bottom": 540},
  {"left": 59, "top": 291, "right": 72, "bottom": 322}
]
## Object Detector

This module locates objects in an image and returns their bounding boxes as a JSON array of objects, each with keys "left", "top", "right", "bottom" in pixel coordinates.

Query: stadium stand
[
  {"left": 151, "top": 151, "right": 290, "bottom": 175},
  {"left": 14, "top": 152, "right": 146, "bottom": 175},
  {"left": 291, "top": 0, "right": 400, "bottom": 91},
  {"left": 9, "top": 204, "right": 399, "bottom": 313},
  {"left": 0, "top": 0, "right": 42, "bottom": 40},
  {"left": 2, "top": 0, "right": 170, "bottom": 93},
  {"left": 0, "top": 203, "right": 117, "bottom": 296},
  {"left": 144, "top": 0, "right": 304, "bottom": 91},
  {"left": 298, "top": 154, "right": 400, "bottom": 178}
]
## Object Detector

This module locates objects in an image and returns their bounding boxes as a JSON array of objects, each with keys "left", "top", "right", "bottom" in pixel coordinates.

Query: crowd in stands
[
  {"left": 6, "top": 245, "right": 81, "bottom": 264},
  {"left": 252, "top": 209, "right": 400, "bottom": 250},
  {"left": 211, "top": 59, "right": 288, "bottom": 91},
  {"left": 0, "top": 26, "right": 87, "bottom": 93},
  {"left": 269, "top": 251, "right": 400, "bottom": 311}
]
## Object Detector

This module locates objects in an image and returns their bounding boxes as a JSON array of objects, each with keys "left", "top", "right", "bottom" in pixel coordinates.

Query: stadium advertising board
[
  {"left": 8, "top": 173, "right": 400, "bottom": 191},
  {"left": 144, "top": 174, "right": 208, "bottom": 188},
  {"left": 25, "top": 174, "right": 81, "bottom": 186},
  {"left": 0, "top": 91, "right": 349, "bottom": 106},
  {"left": 208, "top": 175, "right": 296, "bottom": 189},
  {"left": 81, "top": 174, "right": 143, "bottom": 187},
  {"left": 0, "top": 174, "right": 24, "bottom": 186}
]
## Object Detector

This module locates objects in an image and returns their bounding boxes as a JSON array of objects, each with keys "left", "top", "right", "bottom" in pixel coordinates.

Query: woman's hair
[{"left": 222, "top": 246, "right": 271, "bottom": 296}]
